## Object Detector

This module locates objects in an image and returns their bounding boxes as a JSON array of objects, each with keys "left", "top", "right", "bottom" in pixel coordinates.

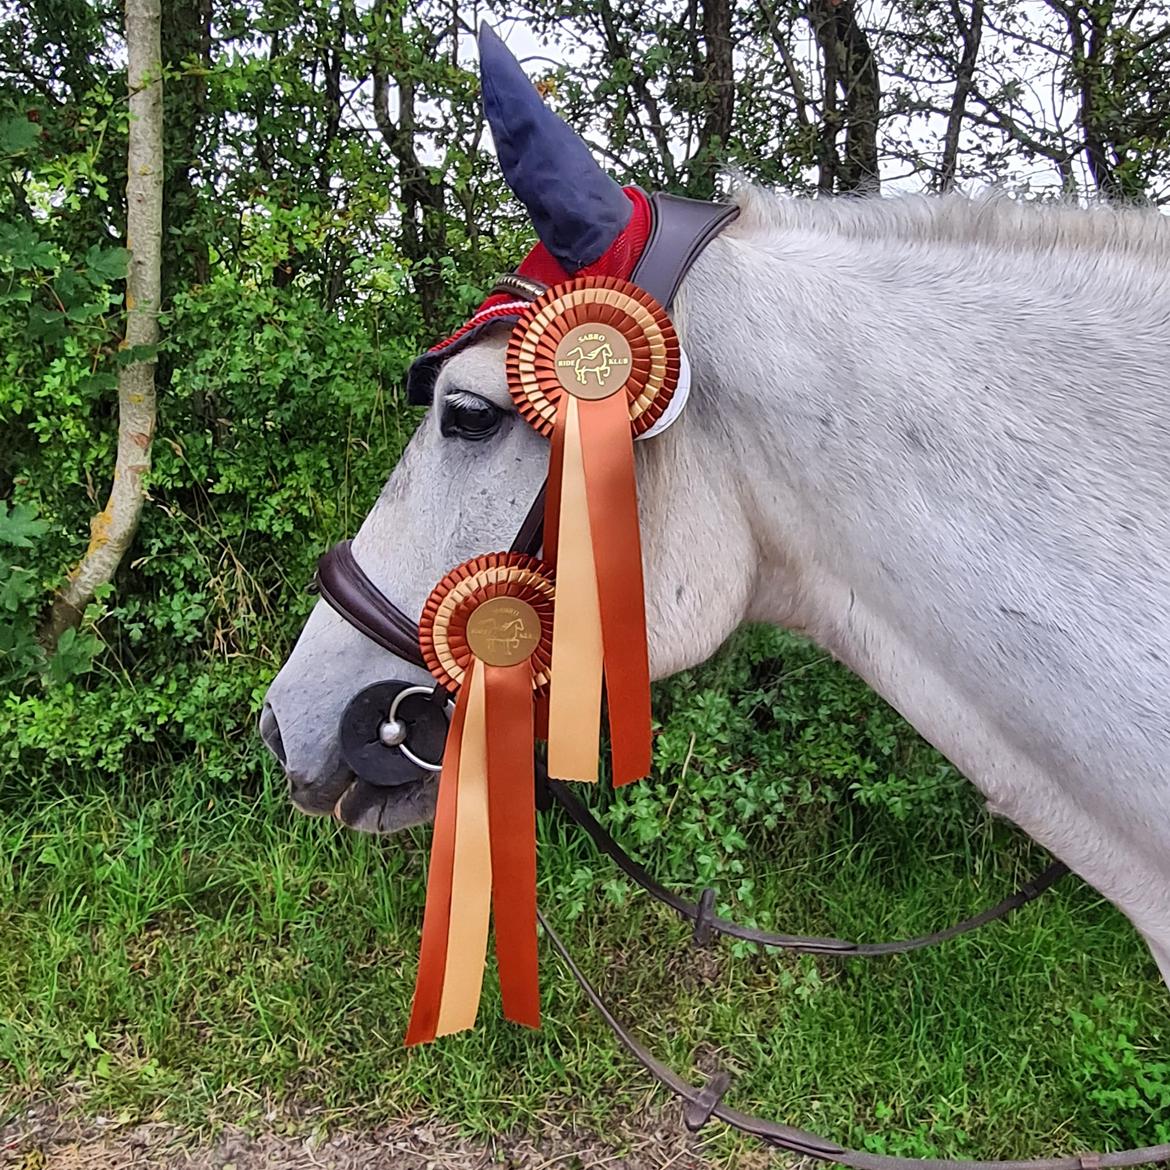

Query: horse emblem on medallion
[
  {"left": 464, "top": 597, "right": 542, "bottom": 667},
  {"left": 559, "top": 333, "right": 625, "bottom": 387},
  {"left": 553, "top": 327, "right": 632, "bottom": 398}
]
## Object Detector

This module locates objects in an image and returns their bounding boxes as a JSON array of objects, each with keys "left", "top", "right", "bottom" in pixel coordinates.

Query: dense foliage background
[
  {"left": 2, "top": 0, "right": 1169, "bottom": 1159},
  {"left": 4, "top": 0, "right": 1170, "bottom": 790}
]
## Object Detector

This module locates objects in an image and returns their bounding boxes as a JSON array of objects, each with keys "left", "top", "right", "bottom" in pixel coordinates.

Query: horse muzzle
[{"left": 260, "top": 666, "right": 450, "bottom": 830}]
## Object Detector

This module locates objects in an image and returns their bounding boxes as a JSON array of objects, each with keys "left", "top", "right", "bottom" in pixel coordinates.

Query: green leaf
[
  {"left": 0, "top": 564, "right": 37, "bottom": 610},
  {"left": 0, "top": 114, "right": 41, "bottom": 155},
  {"left": 0, "top": 500, "right": 49, "bottom": 548},
  {"left": 8, "top": 238, "right": 57, "bottom": 272},
  {"left": 44, "top": 626, "right": 99, "bottom": 685},
  {"left": 84, "top": 245, "right": 131, "bottom": 284},
  {"left": 26, "top": 305, "right": 66, "bottom": 341}
]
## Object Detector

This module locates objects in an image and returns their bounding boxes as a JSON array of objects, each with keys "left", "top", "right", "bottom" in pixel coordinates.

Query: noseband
[
  {"left": 307, "top": 195, "right": 1169, "bottom": 1170},
  {"left": 313, "top": 485, "right": 547, "bottom": 783}
]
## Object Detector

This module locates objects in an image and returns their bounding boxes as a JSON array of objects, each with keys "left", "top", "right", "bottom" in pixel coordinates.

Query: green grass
[{"left": 2, "top": 632, "right": 1168, "bottom": 1160}]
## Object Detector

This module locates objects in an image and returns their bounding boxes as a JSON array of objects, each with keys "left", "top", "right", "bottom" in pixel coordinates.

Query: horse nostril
[
  {"left": 287, "top": 772, "right": 315, "bottom": 801},
  {"left": 259, "top": 703, "right": 287, "bottom": 766}
]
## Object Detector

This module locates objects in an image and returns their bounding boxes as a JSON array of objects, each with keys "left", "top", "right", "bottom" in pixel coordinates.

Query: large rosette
[
  {"left": 504, "top": 276, "right": 677, "bottom": 787},
  {"left": 506, "top": 276, "right": 679, "bottom": 436}
]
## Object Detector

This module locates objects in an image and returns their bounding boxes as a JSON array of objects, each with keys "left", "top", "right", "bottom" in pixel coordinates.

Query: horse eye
[{"left": 441, "top": 392, "right": 503, "bottom": 441}]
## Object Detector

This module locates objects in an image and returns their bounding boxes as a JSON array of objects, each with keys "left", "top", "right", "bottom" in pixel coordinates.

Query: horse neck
[
  {"left": 668, "top": 204, "right": 1170, "bottom": 771},
  {"left": 656, "top": 198, "right": 1170, "bottom": 970}
]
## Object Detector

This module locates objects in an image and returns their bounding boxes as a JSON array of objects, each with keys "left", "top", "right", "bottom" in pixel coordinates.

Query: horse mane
[{"left": 730, "top": 186, "right": 1170, "bottom": 262}]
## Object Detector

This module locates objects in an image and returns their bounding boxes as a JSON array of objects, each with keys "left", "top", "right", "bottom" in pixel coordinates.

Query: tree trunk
[
  {"left": 43, "top": 0, "right": 163, "bottom": 645},
  {"left": 809, "top": 0, "right": 841, "bottom": 193},
  {"left": 810, "top": 0, "right": 880, "bottom": 194},
  {"left": 371, "top": 8, "right": 447, "bottom": 333},
  {"left": 935, "top": 0, "right": 984, "bottom": 192},
  {"left": 693, "top": 0, "right": 734, "bottom": 198},
  {"left": 161, "top": 0, "right": 210, "bottom": 292},
  {"left": 596, "top": 0, "right": 679, "bottom": 188},
  {"left": 1078, "top": 1, "right": 1122, "bottom": 199},
  {"left": 838, "top": 0, "right": 880, "bottom": 193}
]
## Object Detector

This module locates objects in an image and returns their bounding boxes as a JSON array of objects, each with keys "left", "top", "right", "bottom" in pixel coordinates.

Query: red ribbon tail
[
  {"left": 484, "top": 662, "right": 540, "bottom": 1028},
  {"left": 579, "top": 392, "right": 653, "bottom": 786}
]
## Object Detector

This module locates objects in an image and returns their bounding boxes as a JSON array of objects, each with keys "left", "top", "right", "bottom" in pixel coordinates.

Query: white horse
[{"left": 261, "top": 34, "right": 1170, "bottom": 993}]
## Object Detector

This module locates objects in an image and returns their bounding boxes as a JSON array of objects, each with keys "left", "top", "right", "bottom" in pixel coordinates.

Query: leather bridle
[
  {"left": 308, "top": 194, "right": 1170, "bottom": 1169},
  {"left": 315, "top": 486, "right": 547, "bottom": 674}
]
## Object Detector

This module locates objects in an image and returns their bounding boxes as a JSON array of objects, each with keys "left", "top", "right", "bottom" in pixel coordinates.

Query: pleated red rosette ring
[
  {"left": 507, "top": 276, "right": 679, "bottom": 787},
  {"left": 405, "top": 553, "right": 554, "bottom": 1045}
]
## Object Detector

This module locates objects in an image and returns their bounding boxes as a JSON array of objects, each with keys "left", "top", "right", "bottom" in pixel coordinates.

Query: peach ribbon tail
[
  {"left": 434, "top": 660, "right": 493, "bottom": 1037},
  {"left": 546, "top": 395, "right": 604, "bottom": 782}
]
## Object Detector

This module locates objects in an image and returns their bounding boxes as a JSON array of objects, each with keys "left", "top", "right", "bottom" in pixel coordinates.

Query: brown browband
[{"left": 310, "top": 192, "right": 1170, "bottom": 1168}]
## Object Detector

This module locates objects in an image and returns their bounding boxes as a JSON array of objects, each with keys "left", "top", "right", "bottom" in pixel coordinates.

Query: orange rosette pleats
[
  {"left": 507, "top": 277, "right": 679, "bottom": 786},
  {"left": 405, "top": 553, "right": 554, "bottom": 1045}
]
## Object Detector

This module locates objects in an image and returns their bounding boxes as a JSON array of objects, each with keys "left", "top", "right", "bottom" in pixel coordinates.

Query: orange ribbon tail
[
  {"left": 404, "top": 683, "right": 466, "bottom": 1045},
  {"left": 542, "top": 400, "right": 566, "bottom": 565},
  {"left": 484, "top": 662, "right": 540, "bottom": 1028},
  {"left": 578, "top": 391, "right": 653, "bottom": 785}
]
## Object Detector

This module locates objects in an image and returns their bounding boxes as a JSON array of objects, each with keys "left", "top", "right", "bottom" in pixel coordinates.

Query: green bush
[
  {"left": 545, "top": 625, "right": 976, "bottom": 926},
  {"left": 1071, "top": 997, "right": 1170, "bottom": 1144},
  {"left": 3, "top": 261, "right": 420, "bottom": 787}
]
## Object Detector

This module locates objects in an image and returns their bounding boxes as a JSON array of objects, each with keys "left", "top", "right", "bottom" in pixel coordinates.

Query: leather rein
[{"left": 310, "top": 195, "right": 1170, "bottom": 1169}]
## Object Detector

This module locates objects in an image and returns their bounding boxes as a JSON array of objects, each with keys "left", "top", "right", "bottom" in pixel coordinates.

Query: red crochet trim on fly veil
[{"left": 427, "top": 188, "right": 652, "bottom": 355}]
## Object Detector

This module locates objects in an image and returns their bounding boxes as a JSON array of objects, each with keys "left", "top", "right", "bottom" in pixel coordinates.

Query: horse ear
[{"left": 478, "top": 24, "right": 631, "bottom": 273}]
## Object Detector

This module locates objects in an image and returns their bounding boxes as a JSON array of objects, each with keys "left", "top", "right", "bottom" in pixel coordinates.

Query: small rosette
[
  {"left": 407, "top": 551, "right": 555, "bottom": 1047},
  {"left": 420, "top": 553, "right": 555, "bottom": 692}
]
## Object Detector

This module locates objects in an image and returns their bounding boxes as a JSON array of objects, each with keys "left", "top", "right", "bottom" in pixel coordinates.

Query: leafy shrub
[
  {"left": 3, "top": 244, "right": 423, "bottom": 789},
  {"left": 552, "top": 625, "right": 974, "bottom": 921},
  {"left": 1070, "top": 997, "right": 1170, "bottom": 1144}
]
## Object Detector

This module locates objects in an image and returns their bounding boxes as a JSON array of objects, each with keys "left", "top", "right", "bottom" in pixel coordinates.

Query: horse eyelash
[{"left": 444, "top": 389, "right": 497, "bottom": 412}]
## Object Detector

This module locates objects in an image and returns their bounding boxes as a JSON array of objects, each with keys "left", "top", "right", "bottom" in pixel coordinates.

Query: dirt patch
[{"left": 0, "top": 1103, "right": 783, "bottom": 1170}]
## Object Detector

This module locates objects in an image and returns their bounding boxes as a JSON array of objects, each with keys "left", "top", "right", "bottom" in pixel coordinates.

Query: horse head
[{"left": 259, "top": 26, "right": 755, "bottom": 832}]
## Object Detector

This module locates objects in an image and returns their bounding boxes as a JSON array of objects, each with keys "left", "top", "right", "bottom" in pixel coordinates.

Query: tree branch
[
  {"left": 595, "top": 0, "right": 679, "bottom": 187},
  {"left": 758, "top": 0, "right": 812, "bottom": 128}
]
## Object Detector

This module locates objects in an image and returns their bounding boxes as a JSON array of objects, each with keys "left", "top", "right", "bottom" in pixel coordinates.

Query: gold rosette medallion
[
  {"left": 406, "top": 553, "right": 554, "bottom": 1046},
  {"left": 506, "top": 277, "right": 680, "bottom": 786}
]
